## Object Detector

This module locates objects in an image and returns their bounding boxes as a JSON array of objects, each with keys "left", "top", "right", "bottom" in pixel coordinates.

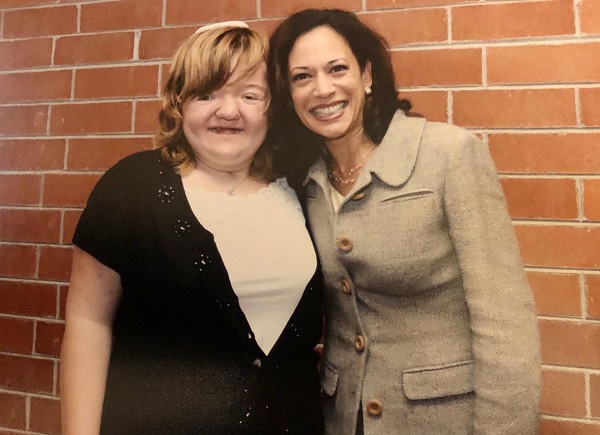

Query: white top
[
  {"left": 330, "top": 185, "right": 346, "bottom": 213},
  {"left": 184, "top": 178, "right": 317, "bottom": 355}
]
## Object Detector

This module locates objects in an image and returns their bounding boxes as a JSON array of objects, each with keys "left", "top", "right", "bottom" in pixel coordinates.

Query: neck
[
  {"left": 325, "top": 129, "right": 375, "bottom": 171},
  {"left": 192, "top": 160, "right": 252, "bottom": 195}
]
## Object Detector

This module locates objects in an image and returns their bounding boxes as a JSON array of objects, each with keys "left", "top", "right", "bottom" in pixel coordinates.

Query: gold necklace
[{"left": 328, "top": 146, "right": 375, "bottom": 185}]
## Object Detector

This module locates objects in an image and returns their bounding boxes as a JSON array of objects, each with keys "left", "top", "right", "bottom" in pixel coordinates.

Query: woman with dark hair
[
  {"left": 268, "top": 9, "right": 540, "bottom": 435},
  {"left": 60, "top": 22, "right": 323, "bottom": 435}
]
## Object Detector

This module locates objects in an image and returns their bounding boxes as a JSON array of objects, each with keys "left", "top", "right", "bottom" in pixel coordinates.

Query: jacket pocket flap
[
  {"left": 378, "top": 188, "right": 434, "bottom": 204},
  {"left": 402, "top": 360, "right": 474, "bottom": 400},
  {"left": 320, "top": 359, "right": 339, "bottom": 397}
]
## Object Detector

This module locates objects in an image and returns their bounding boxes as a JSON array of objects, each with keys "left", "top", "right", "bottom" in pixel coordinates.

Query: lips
[
  {"left": 310, "top": 101, "right": 347, "bottom": 120},
  {"left": 209, "top": 127, "right": 243, "bottom": 134}
]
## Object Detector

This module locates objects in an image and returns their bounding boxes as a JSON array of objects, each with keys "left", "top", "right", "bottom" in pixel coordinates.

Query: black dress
[{"left": 73, "top": 150, "right": 324, "bottom": 434}]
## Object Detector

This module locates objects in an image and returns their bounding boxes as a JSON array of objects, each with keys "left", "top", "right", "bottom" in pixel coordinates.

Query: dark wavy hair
[{"left": 268, "top": 8, "right": 412, "bottom": 187}]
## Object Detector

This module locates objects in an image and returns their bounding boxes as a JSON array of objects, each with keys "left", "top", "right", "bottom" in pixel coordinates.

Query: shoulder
[
  {"left": 420, "top": 120, "right": 485, "bottom": 164},
  {"left": 104, "top": 149, "right": 163, "bottom": 177},
  {"left": 98, "top": 149, "right": 165, "bottom": 186}
]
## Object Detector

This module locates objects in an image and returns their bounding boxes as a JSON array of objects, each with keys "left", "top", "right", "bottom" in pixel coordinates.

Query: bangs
[{"left": 170, "top": 27, "right": 268, "bottom": 104}]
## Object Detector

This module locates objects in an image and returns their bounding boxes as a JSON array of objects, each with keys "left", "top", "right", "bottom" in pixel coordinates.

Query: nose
[
  {"left": 215, "top": 95, "right": 240, "bottom": 120},
  {"left": 313, "top": 73, "right": 335, "bottom": 98}
]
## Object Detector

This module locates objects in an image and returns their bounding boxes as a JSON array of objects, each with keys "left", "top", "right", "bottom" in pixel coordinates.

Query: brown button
[
  {"left": 354, "top": 335, "right": 365, "bottom": 352},
  {"left": 336, "top": 237, "right": 353, "bottom": 252},
  {"left": 366, "top": 399, "right": 383, "bottom": 417},
  {"left": 341, "top": 278, "right": 352, "bottom": 295},
  {"left": 351, "top": 191, "right": 366, "bottom": 201}
]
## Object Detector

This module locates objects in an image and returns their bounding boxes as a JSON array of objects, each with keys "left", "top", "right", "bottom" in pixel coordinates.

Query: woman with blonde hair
[{"left": 60, "top": 22, "right": 323, "bottom": 434}]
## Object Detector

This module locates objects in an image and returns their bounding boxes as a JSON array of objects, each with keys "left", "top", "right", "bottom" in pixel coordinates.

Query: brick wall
[{"left": 0, "top": 0, "right": 598, "bottom": 433}]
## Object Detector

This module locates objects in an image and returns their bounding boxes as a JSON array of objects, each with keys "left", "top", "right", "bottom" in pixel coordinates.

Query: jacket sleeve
[{"left": 443, "top": 131, "right": 541, "bottom": 434}]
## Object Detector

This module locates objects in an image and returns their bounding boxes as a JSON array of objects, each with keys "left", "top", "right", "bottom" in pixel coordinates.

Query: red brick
[
  {"left": 0, "top": 317, "right": 34, "bottom": 355},
  {"left": 139, "top": 26, "right": 197, "bottom": 60},
  {"left": 67, "top": 137, "right": 151, "bottom": 171},
  {"left": 3, "top": 6, "right": 77, "bottom": 38},
  {"left": 59, "top": 285, "right": 68, "bottom": 320},
  {"left": 0, "top": 245, "right": 37, "bottom": 279},
  {"left": 38, "top": 246, "right": 73, "bottom": 282},
  {"left": 488, "top": 43, "right": 600, "bottom": 85},
  {"left": 0, "top": 392, "right": 26, "bottom": 430},
  {"left": 43, "top": 173, "right": 101, "bottom": 208},
  {"left": 248, "top": 20, "right": 281, "bottom": 38},
  {"left": 592, "top": 374, "right": 600, "bottom": 417},
  {"left": 583, "top": 179, "right": 600, "bottom": 221},
  {"left": 581, "top": 88, "right": 600, "bottom": 127},
  {"left": 489, "top": 133, "right": 600, "bottom": 175},
  {"left": 75, "top": 65, "right": 159, "bottom": 99},
  {"left": 55, "top": 33, "right": 134, "bottom": 65},
  {"left": 0, "top": 281, "right": 57, "bottom": 318},
  {"left": 50, "top": 102, "right": 133, "bottom": 135},
  {"left": 0, "top": 70, "right": 71, "bottom": 104},
  {"left": 0, "top": 354, "right": 54, "bottom": 394},
  {"left": 0, "top": 105, "right": 48, "bottom": 136},
  {"left": 392, "top": 48, "right": 481, "bottom": 87},
  {"left": 0, "top": 209, "right": 61, "bottom": 244},
  {"left": 0, "top": 0, "right": 55, "bottom": 6},
  {"left": 453, "top": 0, "right": 574, "bottom": 41},
  {"left": 539, "top": 319, "right": 600, "bottom": 368},
  {"left": 580, "top": 0, "right": 600, "bottom": 35},
  {"left": 367, "top": 0, "right": 471, "bottom": 7},
  {"left": 540, "top": 369, "right": 586, "bottom": 416},
  {"left": 453, "top": 89, "right": 576, "bottom": 128},
  {"left": 400, "top": 90, "right": 447, "bottom": 123},
  {"left": 135, "top": 99, "right": 162, "bottom": 134},
  {"left": 0, "top": 39, "right": 53, "bottom": 71},
  {"left": 587, "top": 275, "right": 600, "bottom": 320},
  {"left": 0, "top": 174, "right": 41, "bottom": 206},
  {"left": 0, "top": 139, "right": 65, "bottom": 171},
  {"left": 516, "top": 225, "right": 600, "bottom": 269},
  {"left": 527, "top": 271, "right": 581, "bottom": 317},
  {"left": 62, "top": 210, "right": 82, "bottom": 245},
  {"left": 36, "top": 321, "right": 64, "bottom": 357},
  {"left": 81, "top": 0, "right": 162, "bottom": 32},
  {"left": 540, "top": 418, "right": 600, "bottom": 435},
  {"left": 360, "top": 9, "right": 447, "bottom": 46},
  {"left": 262, "top": 0, "right": 360, "bottom": 18},
  {"left": 30, "top": 396, "right": 61, "bottom": 435},
  {"left": 500, "top": 178, "right": 578, "bottom": 220},
  {"left": 166, "top": 0, "right": 257, "bottom": 24}
]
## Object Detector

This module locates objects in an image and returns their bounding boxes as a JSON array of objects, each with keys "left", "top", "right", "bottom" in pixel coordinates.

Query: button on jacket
[{"left": 305, "top": 111, "right": 541, "bottom": 435}]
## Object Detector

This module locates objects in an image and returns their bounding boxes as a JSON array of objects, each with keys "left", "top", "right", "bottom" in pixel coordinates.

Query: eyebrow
[{"left": 289, "top": 58, "right": 348, "bottom": 73}]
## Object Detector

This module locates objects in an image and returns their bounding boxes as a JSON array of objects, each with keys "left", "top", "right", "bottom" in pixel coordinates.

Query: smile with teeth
[
  {"left": 210, "top": 127, "right": 243, "bottom": 134},
  {"left": 310, "top": 102, "right": 347, "bottom": 119}
]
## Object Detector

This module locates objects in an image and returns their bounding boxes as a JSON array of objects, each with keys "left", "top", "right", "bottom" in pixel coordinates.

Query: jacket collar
[{"left": 305, "top": 111, "right": 426, "bottom": 190}]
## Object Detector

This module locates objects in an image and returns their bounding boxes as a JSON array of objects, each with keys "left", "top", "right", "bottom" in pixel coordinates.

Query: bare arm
[{"left": 60, "top": 247, "right": 122, "bottom": 435}]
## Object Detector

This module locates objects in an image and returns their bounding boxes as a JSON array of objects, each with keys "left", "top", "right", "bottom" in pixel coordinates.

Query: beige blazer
[{"left": 305, "top": 111, "right": 541, "bottom": 435}]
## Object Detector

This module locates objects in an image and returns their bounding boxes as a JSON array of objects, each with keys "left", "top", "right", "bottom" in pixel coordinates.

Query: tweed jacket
[{"left": 304, "top": 111, "right": 541, "bottom": 435}]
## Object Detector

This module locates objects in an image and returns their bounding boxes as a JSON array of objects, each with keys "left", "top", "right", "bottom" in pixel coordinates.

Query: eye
[
  {"left": 192, "top": 94, "right": 212, "bottom": 101},
  {"left": 242, "top": 93, "right": 266, "bottom": 104},
  {"left": 331, "top": 64, "right": 349, "bottom": 74},
  {"left": 290, "top": 72, "right": 310, "bottom": 82}
]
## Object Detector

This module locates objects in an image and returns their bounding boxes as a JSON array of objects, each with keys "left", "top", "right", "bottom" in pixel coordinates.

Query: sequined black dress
[{"left": 73, "top": 150, "right": 324, "bottom": 435}]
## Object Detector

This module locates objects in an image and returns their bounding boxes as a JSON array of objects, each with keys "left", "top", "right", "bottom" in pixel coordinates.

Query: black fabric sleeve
[{"left": 72, "top": 154, "right": 145, "bottom": 275}]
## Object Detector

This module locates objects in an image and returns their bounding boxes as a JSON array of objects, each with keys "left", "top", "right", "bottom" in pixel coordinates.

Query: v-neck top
[
  {"left": 183, "top": 178, "right": 317, "bottom": 354},
  {"left": 73, "top": 149, "right": 324, "bottom": 435}
]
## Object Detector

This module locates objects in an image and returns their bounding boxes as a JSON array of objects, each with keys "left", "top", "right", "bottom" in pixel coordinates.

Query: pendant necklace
[{"left": 328, "top": 146, "right": 376, "bottom": 185}]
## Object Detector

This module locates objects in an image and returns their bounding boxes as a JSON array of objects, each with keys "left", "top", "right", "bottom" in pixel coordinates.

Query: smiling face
[
  {"left": 287, "top": 26, "right": 372, "bottom": 143},
  {"left": 182, "top": 62, "right": 269, "bottom": 172}
]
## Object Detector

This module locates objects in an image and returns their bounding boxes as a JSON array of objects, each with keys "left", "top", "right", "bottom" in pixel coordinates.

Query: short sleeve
[{"left": 73, "top": 155, "right": 144, "bottom": 275}]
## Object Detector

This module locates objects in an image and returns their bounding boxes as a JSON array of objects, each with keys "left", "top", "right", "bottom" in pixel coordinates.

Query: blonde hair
[{"left": 154, "top": 26, "right": 272, "bottom": 177}]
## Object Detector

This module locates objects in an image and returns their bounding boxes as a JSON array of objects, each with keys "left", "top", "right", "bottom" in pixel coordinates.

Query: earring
[{"left": 365, "top": 86, "right": 372, "bottom": 96}]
